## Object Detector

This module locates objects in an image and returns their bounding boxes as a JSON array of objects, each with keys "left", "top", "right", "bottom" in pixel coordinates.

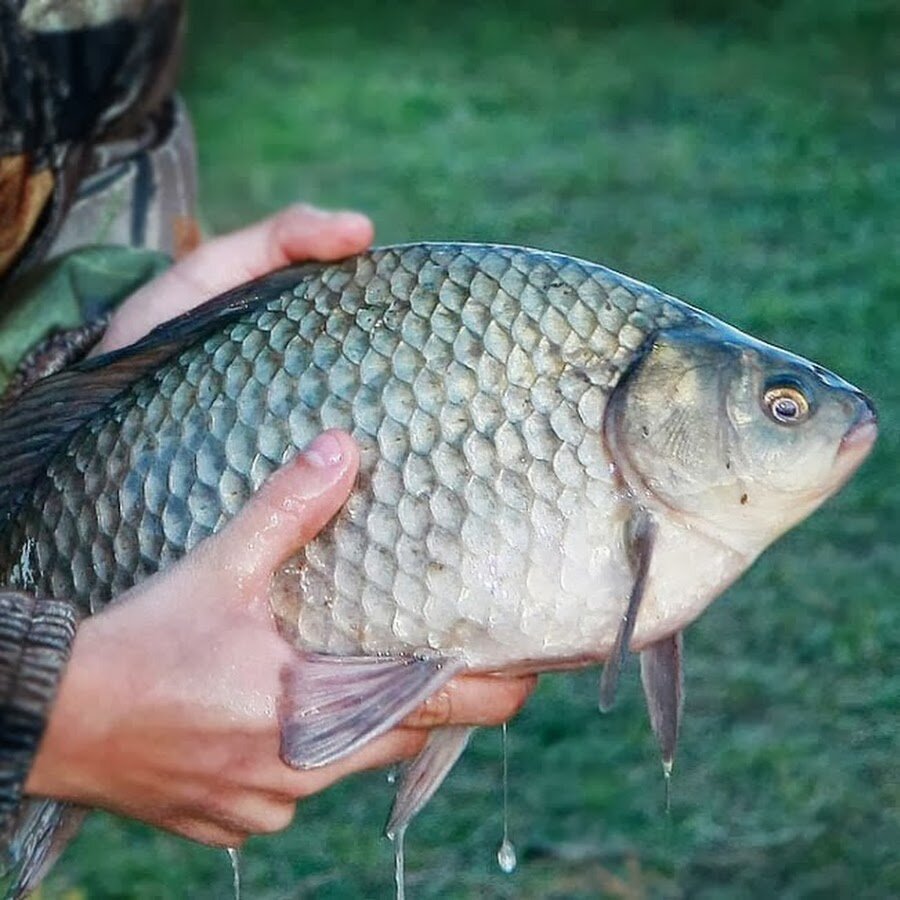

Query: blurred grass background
[{"left": 44, "top": 0, "right": 898, "bottom": 897}]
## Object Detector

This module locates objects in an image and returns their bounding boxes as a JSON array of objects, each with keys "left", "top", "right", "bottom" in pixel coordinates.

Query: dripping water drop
[
  {"left": 496, "top": 722, "right": 517, "bottom": 874},
  {"left": 497, "top": 838, "right": 518, "bottom": 874},
  {"left": 386, "top": 765, "right": 397, "bottom": 784},
  {"left": 226, "top": 847, "right": 241, "bottom": 900},
  {"left": 392, "top": 824, "right": 407, "bottom": 900},
  {"left": 663, "top": 758, "right": 673, "bottom": 816}
]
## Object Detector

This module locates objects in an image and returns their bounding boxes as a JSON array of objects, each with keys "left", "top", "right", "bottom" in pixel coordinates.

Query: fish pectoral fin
[
  {"left": 599, "top": 508, "right": 657, "bottom": 712},
  {"left": 385, "top": 725, "right": 474, "bottom": 839},
  {"left": 640, "top": 631, "right": 684, "bottom": 775},
  {"left": 278, "top": 652, "right": 464, "bottom": 769}
]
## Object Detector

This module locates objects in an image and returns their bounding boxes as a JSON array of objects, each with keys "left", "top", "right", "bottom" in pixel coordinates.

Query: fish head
[{"left": 604, "top": 320, "right": 877, "bottom": 559}]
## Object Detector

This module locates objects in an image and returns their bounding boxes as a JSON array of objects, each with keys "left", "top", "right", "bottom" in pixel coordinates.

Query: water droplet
[
  {"left": 497, "top": 838, "right": 517, "bottom": 873},
  {"left": 386, "top": 765, "right": 397, "bottom": 784},
  {"left": 496, "top": 722, "right": 517, "bottom": 874},
  {"left": 226, "top": 847, "right": 241, "bottom": 900},
  {"left": 392, "top": 825, "right": 406, "bottom": 900},
  {"left": 663, "top": 759, "right": 673, "bottom": 815}
]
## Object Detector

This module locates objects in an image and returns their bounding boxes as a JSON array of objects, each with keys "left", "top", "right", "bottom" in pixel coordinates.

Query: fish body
[
  {"left": 1, "top": 244, "right": 678, "bottom": 655},
  {"left": 0, "top": 243, "right": 876, "bottom": 886},
  {"left": 0, "top": 244, "right": 872, "bottom": 666}
]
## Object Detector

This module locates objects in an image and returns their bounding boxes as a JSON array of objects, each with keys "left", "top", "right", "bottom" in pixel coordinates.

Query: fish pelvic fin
[
  {"left": 640, "top": 631, "right": 684, "bottom": 776},
  {"left": 278, "top": 652, "right": 464, "bottom": 769},
  {"left": 2, "top": 799, "right": 85, "bottom": 899},
  {"left": 599, "top": 508, "right": 657, "bottom": 712},
  {"left": 385, "top": 726, "right": 473, "bottom": 840}
]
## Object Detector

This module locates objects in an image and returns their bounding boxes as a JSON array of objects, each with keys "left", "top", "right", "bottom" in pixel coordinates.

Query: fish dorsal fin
[
  {"left": 0, "top": 269, "right": 296, "bottom": 523},
  {"left": 3, "top": 799, "right": 86, "bottom": 899}
]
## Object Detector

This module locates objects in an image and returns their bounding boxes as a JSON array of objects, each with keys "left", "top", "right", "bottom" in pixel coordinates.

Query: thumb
[
  {"left": 97, "top": 206, "right": 373, "bottom": 354},
  {"left": 200, "top": 430, "right": 359, "bottom": 581}
]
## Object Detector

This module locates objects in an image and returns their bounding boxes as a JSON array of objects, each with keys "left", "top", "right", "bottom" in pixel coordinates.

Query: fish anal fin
[
  {"left": 278, "top": 652, "right": 464, "bottom": 770},
  {"left": 385, "top": 726, "right": 473, "bottom": 840},
  {"left": 599, "top": 509, "right": 657, "bottom": 712},
  {"left": 640, "top": 631, "right": 684, "bottom": 773}
]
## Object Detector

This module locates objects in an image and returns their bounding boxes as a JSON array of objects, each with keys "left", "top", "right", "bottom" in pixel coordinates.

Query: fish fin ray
[
  {"left": 278, "top": 653, "right": 464, "bottom": 769},
  {"left": 599, "top": 509, "right": 657, "bottom": 712},
  {"left": 384, "top": 726, "right": 473, "bottom": 839},
  {"left": 2, "top": 799, "right": 85, "bottom": 899},
  {"left": 0, "top": 269, "right": 302, "bottom": 524},
  {"left": 640, "top": 631, "right": 684, "bottom": 773}
]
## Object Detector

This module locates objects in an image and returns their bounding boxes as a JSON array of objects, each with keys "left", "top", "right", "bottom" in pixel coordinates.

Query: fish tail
[{"left": 2, "top": 799, "right": 85, "bottom": 898}]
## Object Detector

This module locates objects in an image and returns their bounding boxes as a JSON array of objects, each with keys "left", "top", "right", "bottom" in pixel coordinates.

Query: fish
[{"left": 0, "top": 243, "right": 876, "bottom": 894}]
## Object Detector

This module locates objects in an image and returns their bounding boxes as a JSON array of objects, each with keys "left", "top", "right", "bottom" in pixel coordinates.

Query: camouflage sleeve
[
  {"left": 0, "top": 592, "right": 79, "bottom": 839},
  {"left": 0, "top": 0, "right": 192, "bottom": 289},
  {"left": 0, "top": 0, "right": 192, "bottom": 871}
]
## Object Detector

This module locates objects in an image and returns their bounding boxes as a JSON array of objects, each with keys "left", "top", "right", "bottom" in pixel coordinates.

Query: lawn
[{"left": 39, "top": 1, "right": 899, "bottom": 897}]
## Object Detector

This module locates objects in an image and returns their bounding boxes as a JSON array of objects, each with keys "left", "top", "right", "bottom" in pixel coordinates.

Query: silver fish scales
[
  {"left": 0, "top": 241, "right": 875, "bottom": 890},
  {"left": 0, "top": 244, "right": 684, "bottom": 651}
]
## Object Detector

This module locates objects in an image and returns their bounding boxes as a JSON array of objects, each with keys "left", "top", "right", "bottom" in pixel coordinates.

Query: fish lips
[{"left": 838, "top": 392, "right": 878, "bottom": 459}]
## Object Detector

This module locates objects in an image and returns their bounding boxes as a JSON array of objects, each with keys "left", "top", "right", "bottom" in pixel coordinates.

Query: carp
[{"left": 0, "top": 243, "right": 876, "bottom": 889}]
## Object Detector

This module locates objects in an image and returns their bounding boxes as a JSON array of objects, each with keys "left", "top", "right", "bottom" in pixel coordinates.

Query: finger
[
  {"left": 401, "top": 674, "right": 537, "bottom": 729},
  {"left": 196, "top": 431, "right": 359, "bottom": 579},
  {"left": 164, "top": 817, "right": 247, "bottom": 848},
  {"left": 245, "top": 202, "right": 374, "bottom": 271},
  {"left": 184, "top": 204, "right": 373, "bottom": 290},
  {"left": 194, "top": 793, "right": 297, "bottom": 837},
  {"left": 98, "top": 204, "right": 373, "bottom": 353},
  {"left": 269, "top": 728, "right": 427, "bottom": 799}
]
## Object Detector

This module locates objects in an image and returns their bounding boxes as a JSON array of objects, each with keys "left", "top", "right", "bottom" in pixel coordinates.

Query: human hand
[
  {"left": 25, "top": 431, "right": 535, "bottom": 846},
  {"left": 96, "top": 203, "right": 375, "bottom": 355}
]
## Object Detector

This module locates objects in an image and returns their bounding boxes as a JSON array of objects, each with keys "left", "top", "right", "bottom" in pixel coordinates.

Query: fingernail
[
  {"left": 333, "top": 209, "right": 368, "bottom": 220},
  {"left": 334, "top": 210, "right": 373, "bottom": 231},
  {"left": 291, "top": 202, "right": 328, "bottom": 218},
  {"left": 304, "top": 431, "right": 345, "bottom": 468}
]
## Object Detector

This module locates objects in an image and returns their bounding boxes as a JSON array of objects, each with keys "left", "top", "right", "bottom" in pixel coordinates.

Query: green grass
[{"left": 41, "top": 1, "right": 899, "bottom": 897}]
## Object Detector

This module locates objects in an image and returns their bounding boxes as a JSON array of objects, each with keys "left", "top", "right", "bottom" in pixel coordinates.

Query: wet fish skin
[
  {"left": 1, "top": 244, "right": 685, "bottom": 650},
  {"left": 0, "top": 237, "right": 872, "bottom": 676},
  {"left": 0, "top": 243, "right": 873, "bottom": 675}
]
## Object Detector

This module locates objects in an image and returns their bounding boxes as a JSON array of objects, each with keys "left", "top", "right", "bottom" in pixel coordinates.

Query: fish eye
[{"left": 763, "top": 384, "right": 810, "bottom": 425}]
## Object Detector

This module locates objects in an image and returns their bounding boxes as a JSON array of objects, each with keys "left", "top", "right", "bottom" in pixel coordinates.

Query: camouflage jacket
[{"left": 0, "top": 2, "right": 196, "bottom": 889}]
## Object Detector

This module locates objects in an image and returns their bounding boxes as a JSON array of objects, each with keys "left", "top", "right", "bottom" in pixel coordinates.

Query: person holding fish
[
  {"left": 1, "top": 3, "right": 880, "bottom": 898},
  {"left": 0, "top": 1, "right": 534, "bottom": 892}
]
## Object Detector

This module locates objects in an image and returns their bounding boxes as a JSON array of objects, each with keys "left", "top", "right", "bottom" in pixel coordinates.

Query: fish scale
[{"left": 1, "top": 244, "right": 679, "bottom": 665}]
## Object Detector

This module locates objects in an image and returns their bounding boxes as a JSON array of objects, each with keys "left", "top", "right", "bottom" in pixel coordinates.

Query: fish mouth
[{"left": 839, "top": 393, "right": 878, "bottom": 460}]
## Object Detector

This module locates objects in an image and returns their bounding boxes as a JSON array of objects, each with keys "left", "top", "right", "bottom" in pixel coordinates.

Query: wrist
[{"left": 24, "top": 613, "right": 117, "bottom": 805}]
